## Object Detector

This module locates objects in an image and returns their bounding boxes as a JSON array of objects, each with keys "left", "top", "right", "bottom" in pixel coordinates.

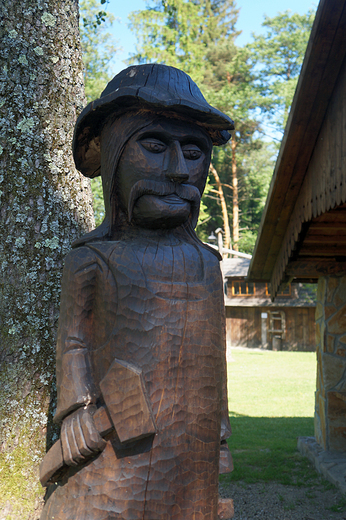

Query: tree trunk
[
  {"left": 231, "top": 135, "right": 239, "bottom": 251},
  {"left": 0, "top": 1, "right": 94, "bottom": 518},
  {"left": 209, "top": 163, "right": 231, "bottom": 252}
]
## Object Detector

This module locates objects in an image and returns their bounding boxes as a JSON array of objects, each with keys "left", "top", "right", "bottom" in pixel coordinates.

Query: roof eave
[{"left": 248, "top": 0, "right": 346, "bottom": 283}]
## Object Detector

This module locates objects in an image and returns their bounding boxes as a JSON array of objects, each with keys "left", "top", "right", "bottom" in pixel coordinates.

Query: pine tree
[
  {"left": 79, "top": 0, "right": 120, "bottom": 225},
  {"left": 201, "top": 43, "right": 263, "bottom": 251},
  {"left": 249, "top": 9, "right": 316, "bottom": 134},
  {"left": 80, "top": 0, "right": 119, "bottom": 102},
  {"left": 128, "top": 0, "right": 240, "bottom": 84}
]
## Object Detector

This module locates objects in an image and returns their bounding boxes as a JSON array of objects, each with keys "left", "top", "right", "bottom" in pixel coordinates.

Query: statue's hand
[{"left": 61, "top": 406, "right": 107, "bottom": 466}]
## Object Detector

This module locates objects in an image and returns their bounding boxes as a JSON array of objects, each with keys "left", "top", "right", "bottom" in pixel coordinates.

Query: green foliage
[
  {"left": 329, "top": 496, "right": 346, "bottom": 512},
  {"left": 237, "top": 141, "right": 275, "bottom": 252},
  {"left": 203, "top": 44, "right": 258, "bottom": 128},
  {"left": 90, "top": 177, "right": 105, "bottom": 225},
  {"left": 223, "top": 350, "right": 319, "bottom": 486},
  {"left": 79, "top": 0, "right": 119, "bottom": 219},
  {"left": 224, "top": 415, "right": 315, "bottom": 486},
  {"left": 298, "top": 283, "right": 317, "bottom": 304},
  {"left": 128, "top": 0, "right": 239, "bottom": 84},
  {"left": 199, "top": 138, "right": 275, "bottom": 252},
  {"left": 201, "top": 9, "right": 315, "bottom": 247},
  {"left": 80, "top": 0, "right": 119, "bottom": 102},
  {"left": 237, "top": 229, "right": 257, "bottom": 255},
  {"left": 248, "top": 9, "right": 316, "bottom": 133},
  {"left": 0, "top": 435, "right": 45, "bottom": 516},
  {"left": 82, "top": 0, "right": 109, "bottom": 28}
]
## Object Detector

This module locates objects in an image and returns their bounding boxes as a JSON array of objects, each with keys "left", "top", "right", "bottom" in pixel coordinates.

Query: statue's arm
[
  {"left": 54, "top": 247, "right": 106, "bottom": 465},
  {"left": 219, "top": 283, "right": 233, "bottom": 474},
  {"left": 220, "top": 329, "right": 232, "bottom": 442}
]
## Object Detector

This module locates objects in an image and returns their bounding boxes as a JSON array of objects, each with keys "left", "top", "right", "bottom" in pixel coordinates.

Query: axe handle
[{"left": 39, "top": 405, "right": 113, "bottom": 487}]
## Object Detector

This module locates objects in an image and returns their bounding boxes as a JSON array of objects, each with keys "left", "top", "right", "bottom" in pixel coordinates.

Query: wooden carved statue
[{"left": 40, "top": 64, "right": 234, "bottom": 520}]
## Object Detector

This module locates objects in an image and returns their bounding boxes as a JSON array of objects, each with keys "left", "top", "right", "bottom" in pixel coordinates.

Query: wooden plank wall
[
  {"left": 271, "top": 57, "right": 346, "bottom": 295},
  {"left": 225, "top": 306, "right": 316, "bottom": 351}
]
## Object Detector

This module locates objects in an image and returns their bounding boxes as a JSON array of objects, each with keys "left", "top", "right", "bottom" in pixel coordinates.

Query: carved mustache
[{"left": 128, "top": 179, "right": 201, "bottom": 227}]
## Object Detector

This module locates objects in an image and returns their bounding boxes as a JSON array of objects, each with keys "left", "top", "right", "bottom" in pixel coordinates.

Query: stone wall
[{"left": 315, "top": 275, "right": 346, "bottom": 451}]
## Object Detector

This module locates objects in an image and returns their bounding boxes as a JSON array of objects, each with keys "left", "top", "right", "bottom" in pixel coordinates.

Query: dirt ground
[{"left": 220, "top": 480, "right": 346, "bottom": 520}]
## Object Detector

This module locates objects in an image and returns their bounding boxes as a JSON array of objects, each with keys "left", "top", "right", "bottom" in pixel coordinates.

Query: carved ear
[
  {"left": 75, "top": 132, "right": 101, "bottom": 178},
  {"left": 89, "top": 136, "right": 100, "bottom": 155}
]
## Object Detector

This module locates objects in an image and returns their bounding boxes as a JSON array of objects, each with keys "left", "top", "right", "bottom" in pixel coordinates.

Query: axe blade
[{"left": 99, "top": 358, "right": 156, "bottom": 444}]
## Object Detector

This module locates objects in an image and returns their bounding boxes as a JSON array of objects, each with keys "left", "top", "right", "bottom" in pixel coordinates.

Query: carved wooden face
[{"left": 116, "top": 117, "right": 212, "bottom": 229}]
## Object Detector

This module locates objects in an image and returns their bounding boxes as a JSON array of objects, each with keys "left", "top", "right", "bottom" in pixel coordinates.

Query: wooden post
[
  {"left": 231, "top": 135, "right": 239, "bottom": 251},
  {"left": 210, "top": 162, "right": 231, "bottom": 250}
]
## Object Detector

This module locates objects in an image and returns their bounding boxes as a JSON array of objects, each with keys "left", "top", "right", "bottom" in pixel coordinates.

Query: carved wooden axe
[{"left": 40, "top": 358, "right": 156, "bottom": 487}]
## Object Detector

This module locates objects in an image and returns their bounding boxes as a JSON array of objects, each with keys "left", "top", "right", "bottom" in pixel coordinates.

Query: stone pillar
[{"left": 315, "top": 275, "right": 346, "bottom": 451}]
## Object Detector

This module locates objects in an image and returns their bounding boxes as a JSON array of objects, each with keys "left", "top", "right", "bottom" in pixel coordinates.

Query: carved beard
[{"left": 127, "top": 179, "right": 201, "bottom": 229}]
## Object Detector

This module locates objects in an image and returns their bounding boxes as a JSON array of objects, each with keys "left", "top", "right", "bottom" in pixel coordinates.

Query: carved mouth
[
  {"left": 160, "top": 194, "right": 186, "bottom": 204},
  {"left": 128, "top": 179, "right": 201, "bottom": 227}
]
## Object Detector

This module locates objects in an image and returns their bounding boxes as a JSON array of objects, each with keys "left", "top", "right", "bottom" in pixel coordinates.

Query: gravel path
[{"left": 220, "top": 480, "right": 346, "bottom": 520}]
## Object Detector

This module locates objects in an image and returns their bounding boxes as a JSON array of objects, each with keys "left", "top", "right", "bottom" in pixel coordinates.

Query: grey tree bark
[{"left": 0, "top": 1, "right": 94, "bottom": 518}]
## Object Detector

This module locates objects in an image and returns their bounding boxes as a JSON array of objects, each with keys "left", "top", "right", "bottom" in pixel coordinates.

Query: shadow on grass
[{"left": 222, "top": 414, "right": 316, "bottom": 487}]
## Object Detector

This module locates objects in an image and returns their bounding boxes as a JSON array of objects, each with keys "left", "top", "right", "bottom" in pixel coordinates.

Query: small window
[
  {"left": 232, "top": 281, "right": 255, "bottom": 296},
  {"left": 277, "top": 284, "right": 291, "bottom": 297}
]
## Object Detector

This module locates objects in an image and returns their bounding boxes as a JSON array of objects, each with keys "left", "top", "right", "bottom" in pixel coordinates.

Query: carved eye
[
  {"left": 140, "top": 139, "right": 167, "bottom": 154},
  {"left": 182, "top": 145, "right": 203, "bottom": 160}
]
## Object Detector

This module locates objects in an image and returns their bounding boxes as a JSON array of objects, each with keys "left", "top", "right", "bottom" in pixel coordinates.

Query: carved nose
[{"left": 165, "top": 145, "right": 189, "bottom": 184}]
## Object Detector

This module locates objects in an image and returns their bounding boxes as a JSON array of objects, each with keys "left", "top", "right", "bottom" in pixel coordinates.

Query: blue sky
[{"left": 106, "top": 0, "right": 318, "bottom": 74}]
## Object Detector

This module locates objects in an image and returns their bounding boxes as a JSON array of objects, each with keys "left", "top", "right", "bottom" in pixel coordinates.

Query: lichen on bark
[{"left": 0, "top": 1, "right": 94, "bottom": 518}]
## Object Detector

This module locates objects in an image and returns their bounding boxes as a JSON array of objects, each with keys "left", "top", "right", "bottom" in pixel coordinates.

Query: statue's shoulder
[
  {"left": 193, "top": 241, "right": 222, "bottom": 267},
  {"left": 70, "top": 241, "right": 128, "bottom": 271},
  {"left": 178, "top": 226, "right": 222, "bottom": 265},
  {"left": 85, "top": 240, "right": 124, "bottom": 260},
  {"left": 63, "top": 242, "right": 118, "bottom": 274},
  {"left": 60, "top": 247, "right": 102, "bottom": 288},
  {"left": 63, "top": 245, "right": 96, "bottom": 270}
]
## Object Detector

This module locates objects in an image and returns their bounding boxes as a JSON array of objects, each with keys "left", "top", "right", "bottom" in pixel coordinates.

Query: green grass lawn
[{"left": 223, "top": 349, "right": 321, "bottom": 487}]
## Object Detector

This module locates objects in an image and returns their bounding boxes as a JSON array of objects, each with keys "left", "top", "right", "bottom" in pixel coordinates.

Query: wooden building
[
  {"left": 222, "top": 258, "right": 316, "bottom": 351},
  {"left": 248, "top": 0, "right": 346, "bottom": 456}
]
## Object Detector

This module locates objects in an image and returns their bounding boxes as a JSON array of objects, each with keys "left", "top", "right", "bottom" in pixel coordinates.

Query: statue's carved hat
[{"left": 73, "top": 64, "right": 234, "bottom": 178}]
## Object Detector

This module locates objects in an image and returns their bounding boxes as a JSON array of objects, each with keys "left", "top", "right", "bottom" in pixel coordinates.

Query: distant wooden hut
[
  {"left": 248, "top": 0, "right": 346, "bottom": 458},
  {"left": 222, "top": 258, "right": 316, "bottom": 351}
]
